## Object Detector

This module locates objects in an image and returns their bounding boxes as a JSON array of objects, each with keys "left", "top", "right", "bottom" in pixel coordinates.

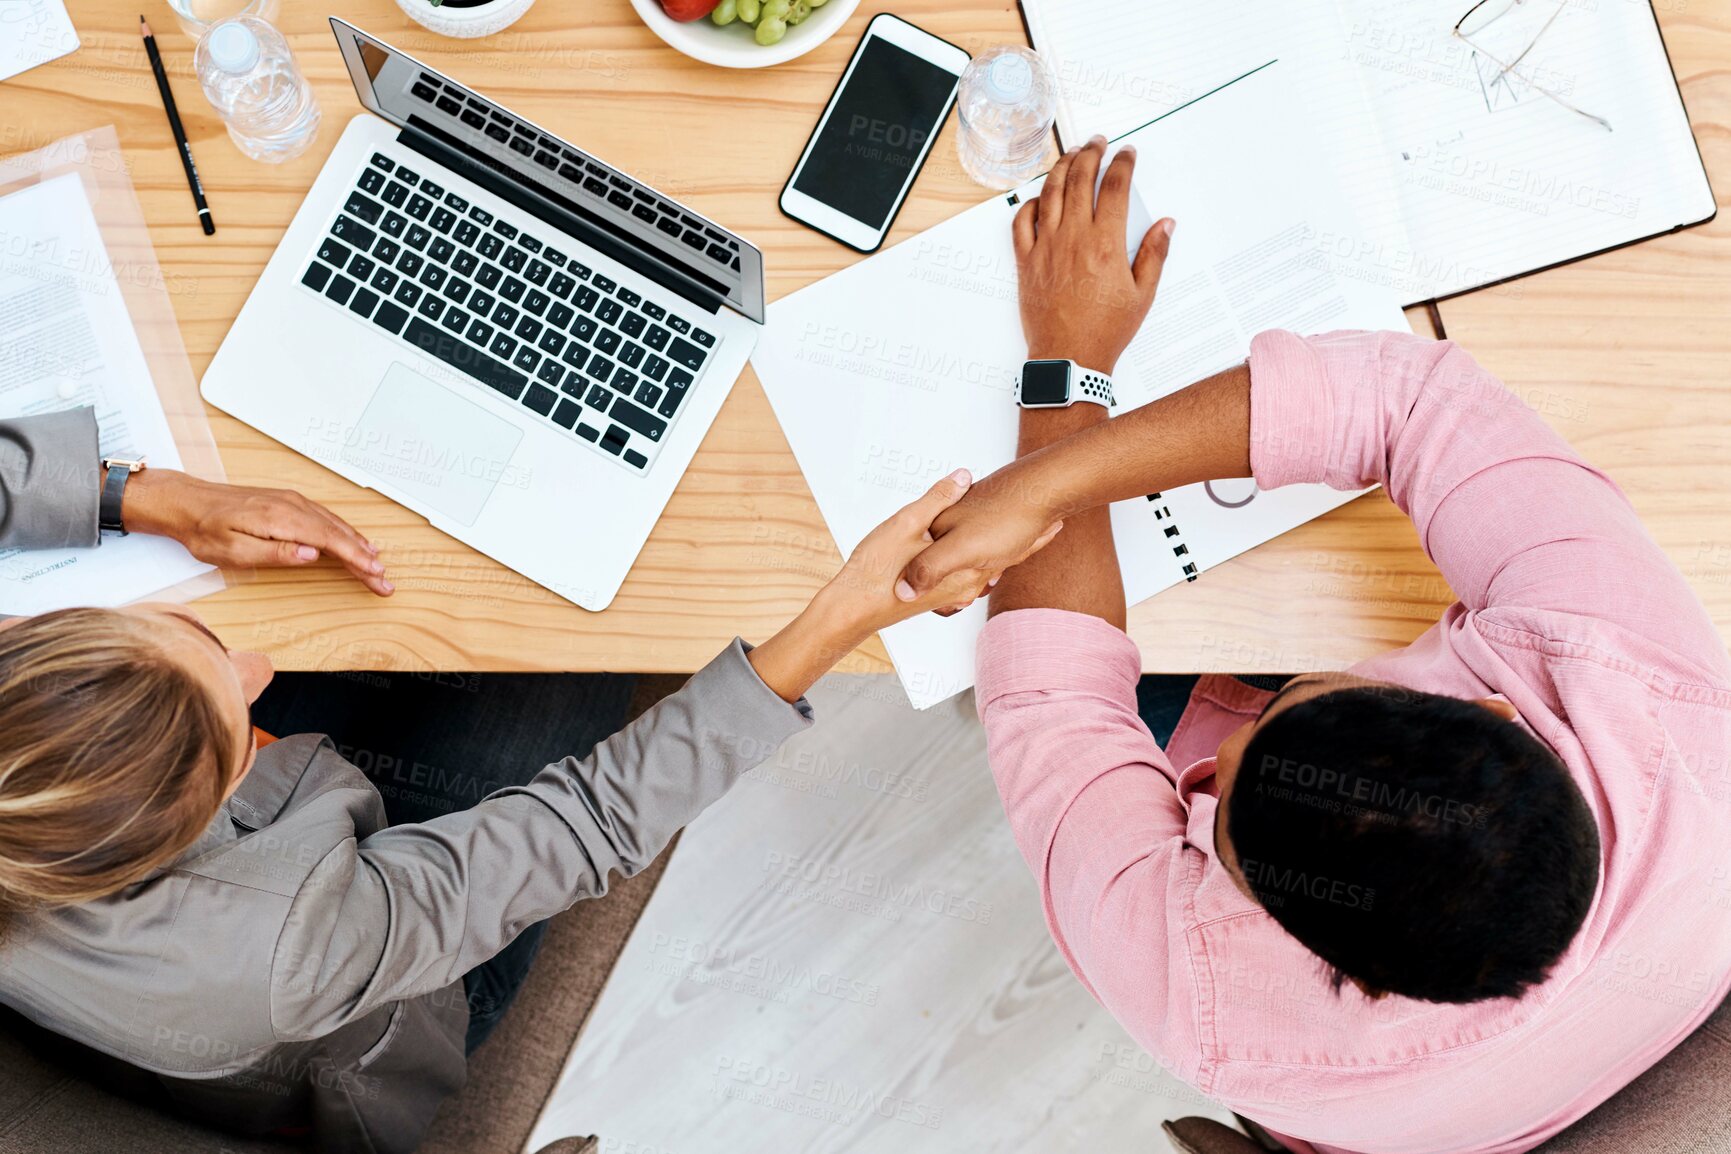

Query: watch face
[{"left": 1020, "top": 360, "right": 1070, "bottom": 406}]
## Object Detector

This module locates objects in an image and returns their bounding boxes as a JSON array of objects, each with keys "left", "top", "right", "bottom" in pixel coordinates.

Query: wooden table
[{"left": 10, "top": 1, "right": 1728, "bottom": 674}]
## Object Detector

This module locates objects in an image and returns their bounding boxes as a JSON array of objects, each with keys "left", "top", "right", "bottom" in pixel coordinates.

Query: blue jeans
[{"left": 250, "top": 670, "right": 638, "bottom": 1053}]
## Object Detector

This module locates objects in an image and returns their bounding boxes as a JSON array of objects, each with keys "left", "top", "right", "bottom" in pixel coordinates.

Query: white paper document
[
  {"left": 753, "top": 64, "right": 1409, "bottom": 709},
  {"left": 0, "top": 0, "right": 78, "bottom": 83},
  {"left": 0, "top": 173, "right": 215, "bottom": 613},
  {"left": 1020, "top": 0, "right": 1716, "bottom": 303}
]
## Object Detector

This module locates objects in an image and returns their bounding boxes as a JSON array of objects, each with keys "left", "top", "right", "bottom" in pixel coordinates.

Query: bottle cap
[
  {"left": 984, "top": 52, "right": 1034, "bottom": 103},
  {"left": 206, "top": 21, "right": 261, "bottom": 73}
]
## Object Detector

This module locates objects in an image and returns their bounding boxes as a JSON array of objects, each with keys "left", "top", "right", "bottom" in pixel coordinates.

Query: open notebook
[
  {"left": 1019, "top": 0, "right": 1715, "bottom": 304},
  {"left": 752, "top": 63, "right": 1408, "bottom": 709}
]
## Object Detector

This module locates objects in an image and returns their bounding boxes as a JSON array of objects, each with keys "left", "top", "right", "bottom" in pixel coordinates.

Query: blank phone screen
[{"left": 792, "top": 37, "right": 958, "bottom": 229}]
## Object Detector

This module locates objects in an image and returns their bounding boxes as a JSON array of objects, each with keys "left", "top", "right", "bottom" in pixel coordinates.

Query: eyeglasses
[{"left": 1452, "top": 0, "right": 1612, "bottom": 132}]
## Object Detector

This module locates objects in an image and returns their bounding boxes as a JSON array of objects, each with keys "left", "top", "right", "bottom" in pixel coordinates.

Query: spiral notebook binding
[{"left": 1147, "top": 492, "right": 1199, "bottom": 582}]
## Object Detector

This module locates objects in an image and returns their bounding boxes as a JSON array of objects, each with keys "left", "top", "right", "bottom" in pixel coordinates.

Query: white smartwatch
[{"left": 1016, "top": 359, "right": 1116, "bottom": 410}]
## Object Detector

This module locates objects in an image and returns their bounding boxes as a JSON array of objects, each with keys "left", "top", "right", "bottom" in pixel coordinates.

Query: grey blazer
[
  {"left": 0, "top": 407, "right": 100, "bottom": 549},
  {"left": 0, "top": 411, "right": 815, "bottom": 1152}
]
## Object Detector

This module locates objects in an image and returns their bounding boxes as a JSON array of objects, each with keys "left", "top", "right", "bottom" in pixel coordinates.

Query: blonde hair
[{"left": 0, "top": 608, "right": 245, "bottom": 928}]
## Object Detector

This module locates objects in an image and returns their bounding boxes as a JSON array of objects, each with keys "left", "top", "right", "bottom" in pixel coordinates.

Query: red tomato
[{"left": 659, "top": 0, "right": 722, "bottom": 20}]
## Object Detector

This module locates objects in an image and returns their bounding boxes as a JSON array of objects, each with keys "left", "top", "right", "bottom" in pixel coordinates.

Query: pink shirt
[{"left": 975, "top": 330, "right": 1731, "bottom": 1154}]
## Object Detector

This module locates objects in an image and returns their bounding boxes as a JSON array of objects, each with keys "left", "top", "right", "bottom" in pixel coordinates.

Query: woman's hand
[
  {"left": 895, "top": 455, "right": 1074, "bottom": 603},
  {"left": 746, "top": 470, "right": 1060, "bottom": 702},
  {"left": 1017, "top": 136, "right": 1173, "bottom": 373},
  {"left": 122, "top": 470, "right": 392, "bottom": 596},
  {"left": 822, "top": 468, "right": 1061, "bottom": 632}
]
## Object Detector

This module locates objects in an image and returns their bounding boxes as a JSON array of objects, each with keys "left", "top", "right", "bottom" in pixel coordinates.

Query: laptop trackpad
[{"left": 342, "top": 363, "right": 525, "bottom": 527}]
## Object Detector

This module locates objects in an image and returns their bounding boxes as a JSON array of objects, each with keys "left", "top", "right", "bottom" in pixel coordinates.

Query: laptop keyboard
[{"left": 297, "top": 152, "right": 719, "bottom": 473}]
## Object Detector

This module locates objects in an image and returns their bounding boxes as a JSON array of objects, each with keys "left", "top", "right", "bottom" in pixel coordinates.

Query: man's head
[{"left": 1213, "top": 673, "right": 1600, "bottom": 1005}]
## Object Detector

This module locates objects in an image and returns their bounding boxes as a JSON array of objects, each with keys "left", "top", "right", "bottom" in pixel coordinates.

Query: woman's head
[{"left": 0, "top": 605, "right": 269, "bottom": 923}]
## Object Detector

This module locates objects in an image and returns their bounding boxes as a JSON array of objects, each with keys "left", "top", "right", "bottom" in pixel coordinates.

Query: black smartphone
[{"left": 777, "top": 14, "right": 969, "bottom": 253}]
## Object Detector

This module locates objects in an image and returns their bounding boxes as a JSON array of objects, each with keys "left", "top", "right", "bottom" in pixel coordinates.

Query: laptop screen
[{"left": 332, "top": 19, "right": 765, "bottom": 323}]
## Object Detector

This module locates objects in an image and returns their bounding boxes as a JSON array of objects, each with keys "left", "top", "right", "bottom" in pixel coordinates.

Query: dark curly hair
[{"left": 1228, "top": 685, "right": 1599, "bottom": 1004}]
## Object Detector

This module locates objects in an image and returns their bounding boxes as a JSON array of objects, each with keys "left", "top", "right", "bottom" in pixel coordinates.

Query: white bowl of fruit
[{"left": 631, "top": 0, "right": 860, "bottom": 68}]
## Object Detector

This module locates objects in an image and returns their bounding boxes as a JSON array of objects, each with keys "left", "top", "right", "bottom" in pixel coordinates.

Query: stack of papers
[{"left": 0, "top": 173, "right": 215, "bottom": 613}]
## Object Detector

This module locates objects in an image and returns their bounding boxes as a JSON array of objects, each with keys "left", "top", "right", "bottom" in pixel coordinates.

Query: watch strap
[
  {"left": 1075, "top": 368, "right": 1115, "bottom": 408},
  {"left": 99, "top": 462, "right": 130, "bottom": 535}
]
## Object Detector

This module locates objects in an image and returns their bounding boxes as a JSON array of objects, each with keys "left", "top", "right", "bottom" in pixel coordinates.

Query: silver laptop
[{"left": 202, "top": 18, "right": 766, "bottom": 611}]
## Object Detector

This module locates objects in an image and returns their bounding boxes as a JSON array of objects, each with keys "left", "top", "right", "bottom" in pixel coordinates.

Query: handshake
[
  {"left": 818, "top": 135, "right": 1177, "bottom": 638},
  {"left": 813, "top": 465, "right": 1068, "bottom": 638}
]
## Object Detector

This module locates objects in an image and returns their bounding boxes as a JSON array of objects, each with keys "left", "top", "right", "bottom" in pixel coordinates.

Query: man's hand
[
  {"left": 1018, "top": 135, "right": 1174, "bottom": 373},
  {"left": 821, "top": 469, "right": 1060, "bottom": 632},
  {"left": 122, "top": 470, "right": 393, "bottom": 596},
  {"left": 894, "top": 455, "right": 1072, "bottom": 604},
  {"left": 747, "top": 470, "right": 1061, "bottom": 702},
  {"left": 894, "top": 136, "right": 1175, "bottom": 603}
]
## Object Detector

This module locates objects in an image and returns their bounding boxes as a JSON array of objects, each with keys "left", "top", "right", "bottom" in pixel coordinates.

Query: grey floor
[{"left": 528, "top": 675, "right": 1236, "bottom": 1154}]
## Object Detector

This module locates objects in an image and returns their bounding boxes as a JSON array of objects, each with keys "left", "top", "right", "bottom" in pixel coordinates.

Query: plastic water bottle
[
  {"left": 196, "top": 16, "right": 320, "bottom": 163},
  {"left": 955, "top": 47, "right": 1059, "bottom": 191}
]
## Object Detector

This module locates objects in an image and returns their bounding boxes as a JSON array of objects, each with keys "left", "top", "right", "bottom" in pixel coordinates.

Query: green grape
[
  {"left": 737, "top": 0, "right": 760, "bottom": 21},
  {"left": 786, "top": 0, "right": 811, "bottom": 24},
  {"left": 711, "top": 0, "right": 737, "bottom": 24},
  {"left": 755, "top": 14, "right": 787, "bottom": 43},
  {"left": 760, "top": 0, "right": 790, "bottom": 18},
  {"left": 809, "top": 0, "right": 829, "bottom": 7}
]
